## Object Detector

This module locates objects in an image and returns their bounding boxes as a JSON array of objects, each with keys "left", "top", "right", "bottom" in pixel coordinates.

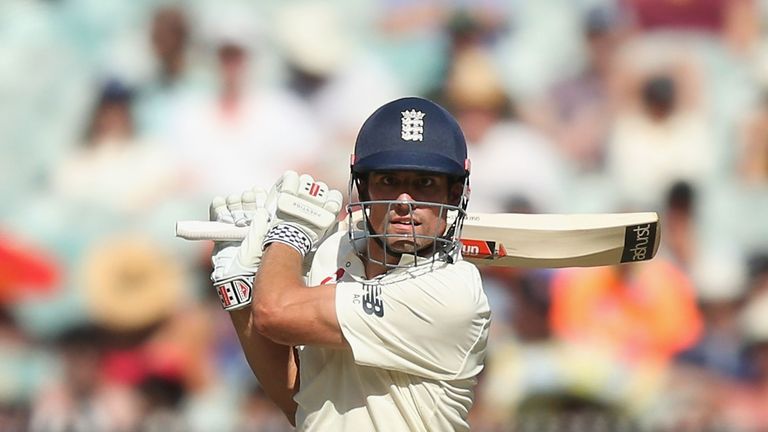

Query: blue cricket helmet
[{"left": 351, "top": 97, "right": 469, "bottom": 177}]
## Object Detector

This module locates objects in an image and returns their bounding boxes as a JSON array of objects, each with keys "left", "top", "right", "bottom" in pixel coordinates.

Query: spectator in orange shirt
[{"left": 549, "top": 259, "right": 703, "bottom": 366}]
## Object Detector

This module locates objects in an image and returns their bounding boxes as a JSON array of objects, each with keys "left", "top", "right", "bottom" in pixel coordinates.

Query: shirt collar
[{"left": 344, "top": 231, "right": 459, "bottom": 282}]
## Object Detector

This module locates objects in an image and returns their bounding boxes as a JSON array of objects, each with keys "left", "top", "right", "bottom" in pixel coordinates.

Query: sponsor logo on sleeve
[{"left": 362, "top": 284, "right": 384, "bottom": 318}]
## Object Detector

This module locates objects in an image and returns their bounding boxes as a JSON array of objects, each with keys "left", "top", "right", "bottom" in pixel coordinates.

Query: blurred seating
[{"left": 0, "top": 0, "right": 766, "bottom": 430}]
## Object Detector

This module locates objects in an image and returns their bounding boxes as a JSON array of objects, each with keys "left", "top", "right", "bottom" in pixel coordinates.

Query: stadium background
[{"left": 2, "top": 0, "right": 768, "bottom": 430}]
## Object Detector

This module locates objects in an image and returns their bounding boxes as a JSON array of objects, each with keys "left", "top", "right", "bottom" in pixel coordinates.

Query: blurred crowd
[{"left": 2, "top": 0, "right": 768, "bottom": 431}]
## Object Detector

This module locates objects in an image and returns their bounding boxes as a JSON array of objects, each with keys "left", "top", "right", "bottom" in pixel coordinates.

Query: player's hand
[
  {"left": 263, "top": 171, "right": 343, "bottom": 256},
  {"left": 210, "top": 187, "right": 269, "bottom": 311}
]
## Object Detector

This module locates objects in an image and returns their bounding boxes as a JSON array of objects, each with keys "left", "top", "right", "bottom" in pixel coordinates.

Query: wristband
[
  {"left": 214, "top": 274, "right": 254, "bottom": 311},
  {"left": 263, "top": 223, "right": 312, "bottom": 256}
]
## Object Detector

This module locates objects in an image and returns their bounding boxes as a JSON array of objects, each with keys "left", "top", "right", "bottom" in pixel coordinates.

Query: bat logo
[
  {"left": 461, "top": 240, "right": 506, "bottom": 259},
  {"left": 362, "top": 284, "right": 384, "bottom": 317},
  {"left": 621, "top": 223, "right": 657, "bottom": 262},
  {"left": 462, "top": 242, "right": 481, "bottom": 255}
]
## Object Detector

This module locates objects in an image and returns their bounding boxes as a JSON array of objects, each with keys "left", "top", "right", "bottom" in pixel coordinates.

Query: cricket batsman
[{"left": 209, "top": 97, "right": 491, "bottom": 431}]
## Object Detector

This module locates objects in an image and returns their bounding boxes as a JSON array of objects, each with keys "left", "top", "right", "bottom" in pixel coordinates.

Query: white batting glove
[
  {"left": 262, "top": 171, "right": 344, "bottom": 256},
  {"left": 210, "top": 187, "right": 269, "bottom": 311}
]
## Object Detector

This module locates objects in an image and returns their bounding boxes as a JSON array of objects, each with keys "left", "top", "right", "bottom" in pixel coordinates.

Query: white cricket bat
[{"left": 175, "top": 212, "right": 661, "bottom": 268}]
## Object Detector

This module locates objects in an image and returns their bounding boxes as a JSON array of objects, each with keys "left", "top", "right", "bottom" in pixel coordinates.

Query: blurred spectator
[
  {"left": 51, "top": 80, "right": 184, "bottom": 215},
  {"left": 139, "top": 303, "right": 216, "bottom": 395},
  {"left": 134, "top": 5, "right": 209, "bottom": 138},
  {"left": 746, "top": 251, "right": 768, "bottom": 298},
  {"left": 522, "top": 2, "right": 631, "bottom": 172},
  {"left": 678, "top": 249, "right": 749, "bottom": 379},
  {"left": 275, "top": 1, "right": 404, "bottom": 191},
  {"left": 427, "top": 9, "right": 509, "bottom": 140},
  {"left": 167, "top": 16, "right": 323, "bottom": 196},
  {"left": 135, "top": 374, "right": 188, "bottom": 432},
  {"left": 625, "top": 0, "right": 760, "bottom": 55},
  {"left": 493, "top": 0, "right": 587, "bottom": 101},
  {"left": 0, "top": 0, "right": 94, "bottom": 212},
  {"left": 78, "top": 234, "right": 183, "bottom": 334},
  {"left": 234, "top": 384, "right": 291, "bottom": 432},
  {"left": 661, "top": 180, "right": 697, "bottom": 269},
  {"left": 476, "top": 196, "right": 538, "bottom": 346},
  {"left": 477, "top": 270, "right": 652, "bottom": 430},
  {"left": 29, "top": 324, "right": 140, "bottom": 432},
  {"left": 737, "top": 91, "right": 768, "bottom": 183},
  {"left": 605, "top": 35, "right": 717, "bottom": 208},
  {"left": 428, "top": 8, "right": 507, "bottom": 101},
  {"left": 149, "top": 7, "right": 188, "bottom": 83},
  {"left": 378, "top": 1, "right": 447, "bottom": 88},
  {"left": 713, "top": 291, "right": 768, "bottom": 430},
  {"left": 0, "top": 233, "right": 62, "bottom": 413},
  {"left": 0, "top": 234, "right": 60, "bottom": 305},
  {"left": 0, "top": 307, "right": 50, "bottom": 432},
  {"left": 433, "top": 17, "right": 571, "bottom": 213},
  {"left": 647, "top": 249, "right": 764, "bottom": 430},
  {"left": 549, "top": 260, "right": 703, "bottom": 367}
]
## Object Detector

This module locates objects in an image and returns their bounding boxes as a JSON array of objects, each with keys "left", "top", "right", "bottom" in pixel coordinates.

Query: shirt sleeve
[{"left": 335, "top": 261, "right": 491, "bottom": 380}]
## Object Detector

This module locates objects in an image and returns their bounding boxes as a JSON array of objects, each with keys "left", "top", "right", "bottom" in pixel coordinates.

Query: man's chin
[{"left": 386, "top": 239, "right": 432, "bottom": 255}]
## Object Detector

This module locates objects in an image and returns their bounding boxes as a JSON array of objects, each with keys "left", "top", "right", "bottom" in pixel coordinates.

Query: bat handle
[{"left": 175, "top": 221, "right": 248, "bottom": 241}]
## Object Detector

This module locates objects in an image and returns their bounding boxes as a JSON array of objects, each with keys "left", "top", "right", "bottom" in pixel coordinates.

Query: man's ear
[
  {"left": 356, "top": 176, "right": 370, "bottom": 201},
  {"left": 448, "top": 182, "right": 464, "bottom": 205}
]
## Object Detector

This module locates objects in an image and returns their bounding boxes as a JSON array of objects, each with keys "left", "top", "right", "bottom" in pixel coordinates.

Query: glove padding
[
  {"left": 210, "top": 187, "right": 269, "bottom": 311},
  {"left": 263, "top": 171, "right": 344, "bottom": 256}
]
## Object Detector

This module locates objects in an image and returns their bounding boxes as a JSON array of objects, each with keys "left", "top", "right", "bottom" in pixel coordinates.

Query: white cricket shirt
[{"left": 294, "top": 230, "right": 491, "bottom": 431}]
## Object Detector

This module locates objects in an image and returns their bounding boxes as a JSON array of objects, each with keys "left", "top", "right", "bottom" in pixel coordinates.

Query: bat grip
[{"left": 175, "top": 221, "right": 248, "bottom": 241}]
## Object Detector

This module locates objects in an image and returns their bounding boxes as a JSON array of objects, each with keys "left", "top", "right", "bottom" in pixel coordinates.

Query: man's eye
[
  {"left": 417, "top": 177, "right": 435, "bottom": 187},
  {"left": 381, "top": 176, "right": 396, "bottom": 186}
]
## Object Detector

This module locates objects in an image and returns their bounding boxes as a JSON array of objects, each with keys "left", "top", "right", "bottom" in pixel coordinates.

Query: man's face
[
  {"left": 151, "top": 8, "right": 187, "bottom": 60},
  {"left": 364, "top": 171, "right": 461, "bottom": 255},
  {"left": 218, "top": 44, "right": 247, "bottom": 88}
]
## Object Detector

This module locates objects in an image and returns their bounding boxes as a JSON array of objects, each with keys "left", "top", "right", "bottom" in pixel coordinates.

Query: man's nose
[{"left": 393, "top": 192, "right": 415, "bottom": 215}]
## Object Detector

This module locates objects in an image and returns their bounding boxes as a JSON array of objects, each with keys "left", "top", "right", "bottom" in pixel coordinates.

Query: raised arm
[
  {"left": 252, "top": 243, "right": 347, "bottom": 347},
  {"left": 208, "top": 190, "right": 299, "bottom": 423},
  {"left": 208, "top": 171, "right": 345, "bottom": 422},
  {"left": 250, "top": 171, "right": 348, "bottom": 347}
]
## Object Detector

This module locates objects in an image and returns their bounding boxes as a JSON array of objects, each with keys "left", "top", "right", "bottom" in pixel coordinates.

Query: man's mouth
[{"left": 389, "top": 218, "right": 420, "bottom": 227}]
